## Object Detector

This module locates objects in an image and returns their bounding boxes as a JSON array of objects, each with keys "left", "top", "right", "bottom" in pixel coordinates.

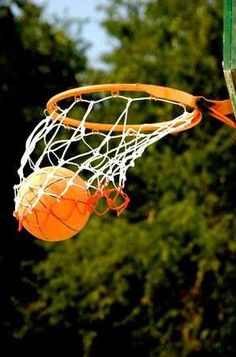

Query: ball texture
[{"left": 15, "top": 166, "right": 90, "bottom": 241}]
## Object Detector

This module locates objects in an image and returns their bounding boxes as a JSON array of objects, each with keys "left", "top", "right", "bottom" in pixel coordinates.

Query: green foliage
[
  {"left": 100, "top": 0, "right": 227, "bottom": 97},
  {"left": 0, "top": 0, "right": 87, "bottom": 123},
  {"left": 18, "top": 122, "right": 236, "bottom": 356},
  {"left": 3, "top": 0, "right": 236, "bottom": 356},
  {"left": 0, "top": 0, "right": 88, "bottom": 354}
]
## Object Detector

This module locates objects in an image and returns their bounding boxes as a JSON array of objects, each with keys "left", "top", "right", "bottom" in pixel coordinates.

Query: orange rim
[
  {"left": 46, "top": 83, "right": 202, "bottom": 132},
  {"left": 46, "top": 83, "right": 235, "bottom": 131}
]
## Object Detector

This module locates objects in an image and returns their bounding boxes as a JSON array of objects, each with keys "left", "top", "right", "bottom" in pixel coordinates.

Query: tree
[
  {"left": 100, "top": 0, "right": 227, "bottom": 98},
  {"left": 9, "top": 0, "right": 236, "bottom": 356},
  {"left": 0, "top": 0, "right": 87, "bottom": 353}
]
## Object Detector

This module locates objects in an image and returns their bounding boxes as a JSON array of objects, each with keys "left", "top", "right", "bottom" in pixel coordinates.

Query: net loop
[
  {"left": 75, "top": 94, "right": 83, "bottom": 102},
  {"left": 88, "top": 187, "right": 130, "bottom": 216},
  {"left": 111, "top": 90, "right": 120, "bottom": 97}
]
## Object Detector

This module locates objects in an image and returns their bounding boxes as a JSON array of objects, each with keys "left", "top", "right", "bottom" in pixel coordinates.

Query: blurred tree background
[{"left": 1, "top": 0, "right": 236, "bottom": 356}]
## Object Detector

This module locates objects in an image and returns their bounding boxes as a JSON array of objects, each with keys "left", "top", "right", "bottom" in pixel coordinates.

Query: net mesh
[{"left": 14, "top": 93, "right": 195, "bottom": 215}]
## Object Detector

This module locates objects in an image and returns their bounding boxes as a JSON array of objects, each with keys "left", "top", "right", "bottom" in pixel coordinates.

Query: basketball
[{"left": 14, "top": 166, "right": 91, "bottom": 241}]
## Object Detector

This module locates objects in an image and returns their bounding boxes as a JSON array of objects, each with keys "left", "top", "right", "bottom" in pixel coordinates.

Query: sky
[{"left": 33, "top": 0, "right": 111, "bottom": 68}]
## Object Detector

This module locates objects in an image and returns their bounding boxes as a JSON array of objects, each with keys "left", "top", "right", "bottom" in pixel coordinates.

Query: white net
[{"left": 14, "top": 93, "right": 195, "bottom": 215}]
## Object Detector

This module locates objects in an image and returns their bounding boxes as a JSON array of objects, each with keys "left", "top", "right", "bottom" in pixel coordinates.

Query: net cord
[{"left": 14, "top": 94, "right": 194, "bottom": 215}]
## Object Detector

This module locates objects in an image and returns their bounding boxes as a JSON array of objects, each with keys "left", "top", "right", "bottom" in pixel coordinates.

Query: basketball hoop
[{"left": 13, "top": 83, "right": 235, "bottom": 238}]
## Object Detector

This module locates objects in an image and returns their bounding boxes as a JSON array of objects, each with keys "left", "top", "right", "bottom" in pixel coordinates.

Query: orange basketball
[{"left": 14, "top": 167, "right": 91, "bottom": 241}]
